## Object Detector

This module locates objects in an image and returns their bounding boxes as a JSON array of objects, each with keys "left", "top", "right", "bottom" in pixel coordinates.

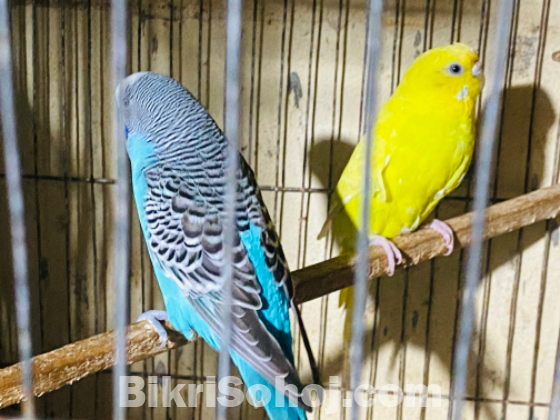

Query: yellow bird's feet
[
  {"left": 424, "top": 219, "right": 454, "bottom": 256},
  {"left": 369, "top": 235, "right": 403, "bottom": 276}
]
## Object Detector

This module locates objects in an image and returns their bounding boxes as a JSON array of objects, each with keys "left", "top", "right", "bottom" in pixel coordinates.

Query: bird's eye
[
  {"left": 123, "top": 99, "right": 130, "bottom": 107},
  {"left": 447, "top": 62, "right": 464, "bottom": 76}
]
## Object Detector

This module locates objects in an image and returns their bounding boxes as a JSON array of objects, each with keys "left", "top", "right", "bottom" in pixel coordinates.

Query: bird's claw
[
  {"left": 137, "top": 310, "right": 170, "bottom": 348},
  {"left": 424, "top": 219, "right": 454, "bottom": 256},
  {"left": 369, "top": 235, "right": 403, "bottom": 276}
]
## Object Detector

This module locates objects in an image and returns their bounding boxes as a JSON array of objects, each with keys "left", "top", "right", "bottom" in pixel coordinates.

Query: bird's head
[
  {"left": 399, "top": 43, "right": 484, "bottom": 105},
  {"left": 115, "top": 71, "right": 193, "bottom": 145}
]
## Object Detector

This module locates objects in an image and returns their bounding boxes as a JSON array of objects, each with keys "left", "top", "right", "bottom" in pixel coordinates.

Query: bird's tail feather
[{"left": 231, "top": 353, "right": 308, "bottom": 420}]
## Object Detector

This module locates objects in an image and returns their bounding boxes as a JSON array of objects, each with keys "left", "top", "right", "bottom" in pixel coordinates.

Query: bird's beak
[{"left": 472, "top": 61, "right": 485, "bottom": 88}]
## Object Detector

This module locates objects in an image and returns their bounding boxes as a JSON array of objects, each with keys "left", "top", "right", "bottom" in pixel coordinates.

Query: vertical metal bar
[
  {"left": 216, "top": 0, "right": 240, "bottom": 419},
  {"left": 349, "top": 0, "right": 383, "bottom": 419},
  {"left": 0, "top": 0, "right": 36, "bottom": 418},
  {"left": 548, "top": 328, "right": 560, "bottom": 420},
  {"left": 450, "top": 0, "right": 513, "bottom": 418},
  {"left": 271, "top": 0, "right": 288, "bottom": 225},
  {"left": 544, "top": 62, "right": 560, "bottom": 420},
  {"left": 111, "top": 0, "right": 128, "bottom": 417}
]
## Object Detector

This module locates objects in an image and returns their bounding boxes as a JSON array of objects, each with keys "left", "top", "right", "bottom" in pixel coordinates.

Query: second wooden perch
[{"left": 1, "top": 183, "right": 560, "bottom": 409}]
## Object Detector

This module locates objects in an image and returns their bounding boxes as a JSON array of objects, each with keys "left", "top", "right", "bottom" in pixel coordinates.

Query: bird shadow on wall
[{"left": 307, "top": 84, "right": 556, "bottom": 420}]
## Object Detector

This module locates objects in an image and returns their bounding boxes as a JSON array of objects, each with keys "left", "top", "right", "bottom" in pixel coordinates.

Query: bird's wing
[
  {"left": 237, "top": 154, "right": 321, "bottom": 385},
  {"left": 318, "top": 106, "right": 397, "bottom": 238},
  {"left": 142, "top": 159, "right": 311, "bottom": 411},
  {"left": 419, "top": 152, "right": 472, "bottom": 221}
]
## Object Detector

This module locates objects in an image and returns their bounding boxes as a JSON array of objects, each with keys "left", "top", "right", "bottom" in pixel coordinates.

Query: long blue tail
[{"left": 232, "top": 353, "right": 307, "bottom": 420}]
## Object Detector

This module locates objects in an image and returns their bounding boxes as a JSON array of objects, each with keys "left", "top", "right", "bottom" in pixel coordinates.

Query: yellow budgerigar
[{"left": 320, "top": 43, "right": 484, "bottom": 292}]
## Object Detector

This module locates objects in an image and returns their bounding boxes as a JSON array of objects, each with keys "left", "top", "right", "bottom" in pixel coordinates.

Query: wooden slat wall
[{"left": 0, "top": 0, "right": 559, "bottom": 419}]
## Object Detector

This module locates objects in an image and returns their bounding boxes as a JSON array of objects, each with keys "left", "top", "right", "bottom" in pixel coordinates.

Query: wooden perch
[
  {"left": 1, "top": 183, "right": 560, "bottom": 408},
  {"left": 0, "top": 321, "right": 188, "bottom": 409}
]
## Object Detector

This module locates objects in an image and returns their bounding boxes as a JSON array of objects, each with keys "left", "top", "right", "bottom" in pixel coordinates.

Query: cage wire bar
[
  {"left": 547, "top": 69, "right": 560, "bottom": 420},
  {"left": 110, "top": 0, "right": 129, "bottom": 418},
  {"left": 349, "top": 0, "right": 383, "bottom": 419},
  {"left": 549, "top": 124, "right": 560, "bottom": 420},
  {"left": 216, "top": 0, "right": 241, "bottom": 418},
  {"left": 450, "top": 0, "right": 514, "bottom": 418},
  {"left": 549, "top": 332, "right": 560, "bottom": 420},
  {"left": 0, "top": 0, "right": 36, "bottom": 417}
]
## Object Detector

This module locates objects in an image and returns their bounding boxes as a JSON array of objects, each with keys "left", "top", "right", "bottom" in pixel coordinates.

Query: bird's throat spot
[{"left": 456, "top": 85, "right": 469, "bottom": 101}]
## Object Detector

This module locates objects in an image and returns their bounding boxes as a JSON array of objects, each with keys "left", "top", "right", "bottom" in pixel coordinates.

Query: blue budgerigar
[{"left": 115, "top": 72, "right": 318, "bottom": 420}]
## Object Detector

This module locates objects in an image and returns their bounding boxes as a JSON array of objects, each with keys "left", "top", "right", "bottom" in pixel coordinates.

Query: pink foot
[
  {"left": 369, "top": 235, "right": 403, "bottom": 276},
  {"left": 424, "top": 219, "right": 454, "bottom": 256}
]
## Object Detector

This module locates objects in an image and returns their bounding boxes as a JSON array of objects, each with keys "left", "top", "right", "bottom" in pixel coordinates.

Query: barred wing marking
[{"left": 143, "top": 159, "right": 310, "bottom": 411}]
